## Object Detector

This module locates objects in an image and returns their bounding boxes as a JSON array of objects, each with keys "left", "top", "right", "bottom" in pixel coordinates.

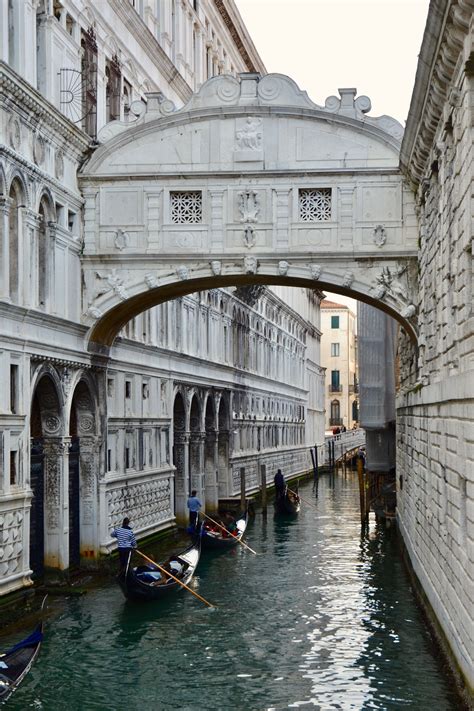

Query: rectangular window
[
  {"left": 105, "top": 56, "right": 121, "bottom": 123},
  {"left": 68, "top": 210, "right": 77, "bottom": 233},
  {"left": 331, "top": 370, "right": 340, "bottom": 389},
  {"left": 10, "top": 364, "right": 18, "bottom": 414},
  {"left": 331, "top": 343, "right": 340, "bottom": 357},
  {"left": 125, "top": 380, "right": 132, "bottom": 399},
  {"left": 10, "top": 451, "right": 17, "bottom": 485},
  {"left": 331, "top": 315, "right": 339, "bottom": 329},
  {"left": 299, "top": 188, "right": 332, "bottom": 221},
  {"left": 170, "top": 191, "right": 202, "bottom": 224},
  {"left": 107, "top": 378, "right": 114, "bottom": 397},
  {"left": 125, "top": 447, "right": 130, "bottom": 469},
  {"left": 107, "top": 449, "right": 112, "bottom": 471},
  {"left": 81, "top": 27, "right": 98, "bottom": 138}
]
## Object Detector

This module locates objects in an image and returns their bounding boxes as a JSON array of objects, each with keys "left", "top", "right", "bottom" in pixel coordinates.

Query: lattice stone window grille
[
  {"left": 170, "top": 191, "right": 202, "bottom": 224},
  {"left": 298, "top": 188, "right": 332, "bottom": 221}
]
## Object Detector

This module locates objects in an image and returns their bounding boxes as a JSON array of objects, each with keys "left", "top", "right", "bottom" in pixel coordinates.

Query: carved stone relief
[
  {"left": 342, "top": 271, "right": 354, "bottom": 288},
  {"left": 54, "top": 149, "right": 64, "bottom": 180},
  {"left": 243, "top": 224, "right": 256, "bottom": 249},
  {"left": 243, "top": 255, "right": 258, "bottom": 274},
  {"left": 176, "top": 265, "right": 189, "bottom": 281},
  {"left": 8, "top": 116, "right": 22, "bottom": 151},
  {"left": 310, "top": 264, "right": 322, "bottom": 280},
  {"left": 114, "top": 228, "right": 129, "bottom": 250},
  {"left": 238, "top": 189, "right": 259, "bottom": 223},
  {"left": 210, "top": 260, "right": 222, "bottom": 276},
  {"left": 278, "top": 260, "right": 290, "bottom": 276},
  {"left": 373, "top": 224, "right": 387, "bottom": 247},
  {"left": 95, "top": 269, "right": 129, "bottom": 301}
]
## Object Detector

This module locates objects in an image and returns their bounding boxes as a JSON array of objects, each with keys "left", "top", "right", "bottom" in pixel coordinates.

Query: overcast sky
[
  {"left": 236, "top": 0, "right": 430, "bottom": 125},
  {"left": 235, "top": 0, "right": 429, "bottom": 313}
]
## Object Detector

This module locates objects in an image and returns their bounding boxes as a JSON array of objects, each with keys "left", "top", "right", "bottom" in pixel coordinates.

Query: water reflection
[{"left": 6, "top": 473, "right": 462, "bottom": 711}]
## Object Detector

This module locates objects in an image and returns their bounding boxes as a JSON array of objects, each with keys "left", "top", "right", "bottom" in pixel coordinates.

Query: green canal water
[{"left": 5, "top": 472, "right": 462, "bottom": 710}]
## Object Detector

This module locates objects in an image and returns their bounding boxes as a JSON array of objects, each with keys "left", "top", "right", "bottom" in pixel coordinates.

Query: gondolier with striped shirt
[{"left": 112, "top": 517, "right": 137, "bottom": 569}]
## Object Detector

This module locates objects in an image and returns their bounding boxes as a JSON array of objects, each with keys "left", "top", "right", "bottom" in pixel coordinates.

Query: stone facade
[
  {"left": 398, "top": 0, "right": 474, "bottom": 693},
  {"left": 320, "top": 300, "right": 358, "bottom": 431}
]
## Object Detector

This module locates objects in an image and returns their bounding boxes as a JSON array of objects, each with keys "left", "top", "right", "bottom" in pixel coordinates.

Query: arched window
[{"left": 330, "top": 400, "right": 340, "bottom": 425}]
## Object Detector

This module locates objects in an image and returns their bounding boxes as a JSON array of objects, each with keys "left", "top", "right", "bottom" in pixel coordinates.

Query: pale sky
[{"left": 236, "top": 0, "right": 430, "bottom": 125}]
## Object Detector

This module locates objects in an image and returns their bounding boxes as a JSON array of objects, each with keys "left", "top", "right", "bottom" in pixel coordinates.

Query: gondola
[
  {"left": 0, "top": 597, "right": 47, "bottom": 703},
  {"left": 274, "top": 487, "right": 301, "bottom": 515},
  {"left": 117, "top": 538, "right": 201, "bottom": 601},
  {"left": 200, "top": 509, "right": 248, "bottom": 550}
]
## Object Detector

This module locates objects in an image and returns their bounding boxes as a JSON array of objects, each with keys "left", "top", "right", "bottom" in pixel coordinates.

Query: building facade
[
  {"left": 320, "top": 300, "right": 358, "bottom": 431},
  {"left": 0, "top": 0, "right": 324, "bottom": 594}
]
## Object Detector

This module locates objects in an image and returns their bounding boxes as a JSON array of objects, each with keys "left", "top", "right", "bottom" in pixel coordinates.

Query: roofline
[{"left": 214, "top": 0, "right": 267, "bottom": 74}]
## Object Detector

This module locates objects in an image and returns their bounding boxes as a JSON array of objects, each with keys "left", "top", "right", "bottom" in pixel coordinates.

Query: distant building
[{"left": 320, "top": 300, "right": 358, "bottom": 431}]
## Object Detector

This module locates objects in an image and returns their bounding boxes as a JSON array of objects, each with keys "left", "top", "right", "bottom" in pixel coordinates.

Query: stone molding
[{"left": 400, "top": 0, "right": 474, "bottom": 185}]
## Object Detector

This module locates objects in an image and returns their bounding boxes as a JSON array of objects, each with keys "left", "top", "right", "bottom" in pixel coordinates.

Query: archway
[
  {"left": 189, "top": 394, "right": 202, "bottom": 501},
  {"left": 8, "top": 178, "right": 23, "bottom": 303}
]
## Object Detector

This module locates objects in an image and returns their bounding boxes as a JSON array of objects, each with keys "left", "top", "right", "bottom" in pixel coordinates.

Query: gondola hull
[
  {"left": 117, "top": 541, "right": 200, "bottom": 601},
  {"left": 274, "top": 491, "right": 301, "bottom": 515},
  {"left": 200, "top": 512, "right": 248, "bottom": 550},
  {"left": 0, "top": 622, "right": 44, "bottom": 703}
]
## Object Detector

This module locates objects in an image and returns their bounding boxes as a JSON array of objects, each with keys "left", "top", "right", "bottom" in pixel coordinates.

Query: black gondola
[
  {"left": 200, "top": 510, "right": 248, "bottom": 550},
  {"left": 117, "top": 539, "right": 200, "bottom": 601},
  {"left": 0, "top": 597, "right": 46, "bottom": 703},
  {"left": 274, "top": 488, "right": 301, "bottom": 515}
]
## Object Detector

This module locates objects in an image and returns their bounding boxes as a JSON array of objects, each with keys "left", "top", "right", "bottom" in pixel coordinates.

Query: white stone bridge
[{"left": 79, "top": 73, "right": 419, "bottom": 351}]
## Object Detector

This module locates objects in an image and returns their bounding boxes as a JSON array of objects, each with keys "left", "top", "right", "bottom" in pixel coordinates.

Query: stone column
[
  {"left": 146, "top": 190, "right": 163, "bottom": 252},
  {"left": 78, "top": 436, "right": 101, "bottom": 562},
  {"left": 22, "top": 209, "right": 39, "bottom": 308},
  {"left": 43, "top": 437, "right": 70, "bottom": 572},
  {"left": 0, "top": 198, "right": 10, "bottom": 300},
  {"left": 174, "top": 432, "right": 190, "bottom": 525}
]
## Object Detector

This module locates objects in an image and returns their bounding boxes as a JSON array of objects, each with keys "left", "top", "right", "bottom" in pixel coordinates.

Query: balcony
[
  {"left": 328, "top": 384, "right": 342, "bottom": 394},
  {"left": 349, "top": 383, "right": 359, "bottom": 394}
]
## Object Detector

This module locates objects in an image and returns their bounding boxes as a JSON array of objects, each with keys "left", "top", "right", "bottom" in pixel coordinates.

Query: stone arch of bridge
[{"left": 79, "top": 73, "right": 419, "bottom": 353}]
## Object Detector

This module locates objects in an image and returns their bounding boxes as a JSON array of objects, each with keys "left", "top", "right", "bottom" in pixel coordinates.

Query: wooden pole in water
[
  {"left": 240, "top": 466, "right": 246, "bottom": 510},
  {"left": 357, "top": 456, "right": 365, "bottom": 525},
  {"left": 260, "top": 463, "right": 267, "bottom": 515}
]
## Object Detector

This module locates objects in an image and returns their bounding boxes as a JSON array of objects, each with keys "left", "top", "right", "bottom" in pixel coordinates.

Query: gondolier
[
  {"left": 111, "top": 517, "right": 137, "bottom": 569},
  {"left": 187, "top": 490, "right": 202, "bottom": 529}
]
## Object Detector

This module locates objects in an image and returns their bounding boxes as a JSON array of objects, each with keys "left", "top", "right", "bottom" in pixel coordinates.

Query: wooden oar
[
  {"left": 201, "top": 512, "right": 258, "bottom": 556},
  {"left": 288, "top": 488, "right": 319, "bottom": 511},
  {"left": 134, "top": 549, "right": 215, "bottom": 609}
]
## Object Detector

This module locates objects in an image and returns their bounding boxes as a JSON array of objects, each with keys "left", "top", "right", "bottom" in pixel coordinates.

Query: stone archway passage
[{"left": 79, "top": 73, "right": 419, "bottom": 352}]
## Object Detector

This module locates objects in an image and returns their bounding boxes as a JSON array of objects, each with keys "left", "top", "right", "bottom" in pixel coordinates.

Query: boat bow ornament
[{"left": 79, "top": 73, "right": 419, "bottom": 349}]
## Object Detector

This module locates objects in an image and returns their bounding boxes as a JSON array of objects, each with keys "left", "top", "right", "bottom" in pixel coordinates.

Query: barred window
[
  {"left": 298, "top": 188, "right": 332, "bottom": 221},
  {"left": 170, "top": 191, "right": 202, "bottom": 224}
]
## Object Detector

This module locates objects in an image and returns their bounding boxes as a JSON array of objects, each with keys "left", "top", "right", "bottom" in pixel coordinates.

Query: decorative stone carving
[
  {"left": 278, "top": 260, "right": 290, "bottom": 276},
  {"left": 176, "top": 265, "right": 189, "bottom": 281},
  {"left": 376, "top": 265, "right": 409, "bottom": 302},
  {"left": 234, "top": 117, "right": 263, "bottom": 161},
  {"left": 342, "top": 271, "right": 354, "bottom": 288},
  {"left": 238, "top": 189, "right": 259, "bottom": 223},
  {"left": 401, "top": 304, "right": 416, "bottom": 319},
  {"left": 243, "top": 255, "right": 258, "bottom": 274},
  {"left": 144, "top": 272, "right": 159, "bottom": 289},
  {"left": 310, "top": 264, "right": 322, "bottom": 280},
  {"left": 87, "top": 305, "right": 103, "bottom": 320},
  {"left": 44, "top": 415, "right": 61, "bottom": 434},
  {"left": 369, "top": 284, "right": 386, "bottom": 300},
  {"left": 54, "top": 149, "right": 64, "bottom": 180},
  {"left": 96, "top": 269, "right": 129, "bottom": 301},
  {"left": 60, "top": 367, "right": 73, "bottom": 398},
  {"left": 33, "top": 132, "right": 46, "bottom": 166},
  {"left": 114, "top": 228, "right": 128, "bottom": 250},
  {"left": 235, "top": 117, "right": 262, "bottom": 151},
  {"left": 210, "top": 260, "right": 221, "bottom": 276},
  {"left": 373, "top": 224, "right": 386, "bottom": 247},
  {"left": 243, "top": 224, "right": 256, "bottom": 249},
  {"left": 8, "top": 116, "right": 21, "bottom": 151}
]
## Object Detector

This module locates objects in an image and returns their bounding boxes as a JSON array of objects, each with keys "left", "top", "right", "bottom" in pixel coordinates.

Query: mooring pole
[
  {"left": 357, "top": 456, "right": 365, "bottom": 525},
  {"left": 260, "top": 463, "right": 267, "bottom": 516},
  {"left": 240, "top": 466, "right": 246, "bottom": 510},
  {"left": 314, "top": 445, "right": 319, "bottom": 480}
]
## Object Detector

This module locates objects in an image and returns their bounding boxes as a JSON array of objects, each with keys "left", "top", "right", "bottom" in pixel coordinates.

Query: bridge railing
[{"left": 311, "top": 429, "right": 366, "bottom": 469}]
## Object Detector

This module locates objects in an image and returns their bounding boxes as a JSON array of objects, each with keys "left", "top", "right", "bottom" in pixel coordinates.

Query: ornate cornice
[
  {"left": 213, "top": 0, "right": 266, "bottom": 74},
  {"left": 400, "top": 0, "right": 474, "bottom": 186},
  {"left": 0, "top": 62, "right": 90, "bottom": 154}
]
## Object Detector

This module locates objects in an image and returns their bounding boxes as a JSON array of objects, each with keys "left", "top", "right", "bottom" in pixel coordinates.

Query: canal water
[{"left": 5, "top": 472, "right": 461, "bottom": 710}]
